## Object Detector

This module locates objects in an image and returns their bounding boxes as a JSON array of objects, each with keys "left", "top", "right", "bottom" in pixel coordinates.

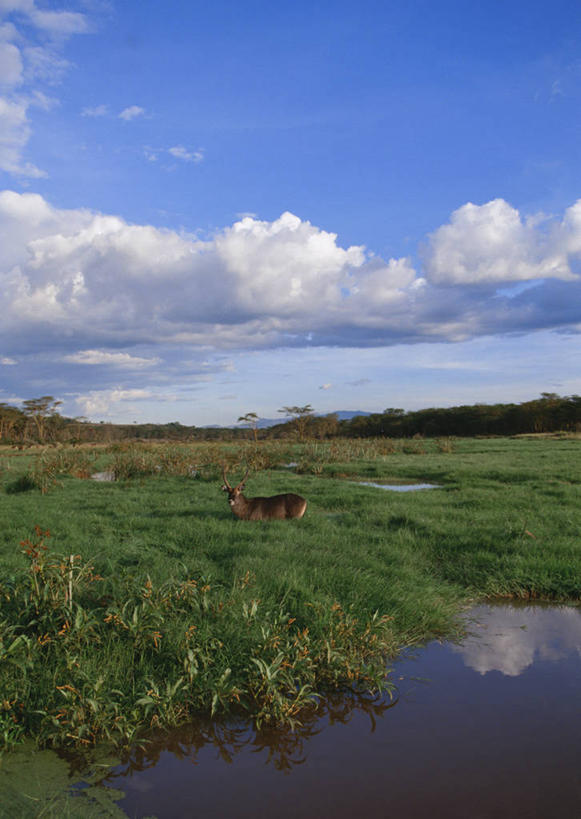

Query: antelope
[{"left": 221, "top": 467, "right": 307, "bottom": 521}]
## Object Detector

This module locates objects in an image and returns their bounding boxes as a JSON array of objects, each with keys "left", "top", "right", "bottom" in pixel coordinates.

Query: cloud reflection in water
[{"left": 453, "top": 604, "right": 581, "bottom": 677}]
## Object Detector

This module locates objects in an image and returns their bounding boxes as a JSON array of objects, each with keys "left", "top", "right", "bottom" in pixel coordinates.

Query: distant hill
[
  {"left": 333, "top": 410, "right": 373, "bottom": 421},
  {"left": 201, "top": 411, "right": 373, "bottom": 430}
]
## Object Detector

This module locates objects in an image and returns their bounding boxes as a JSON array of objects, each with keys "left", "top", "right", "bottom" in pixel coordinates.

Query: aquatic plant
[{"left": 0, "top": 527, "right": 396, "bottom": 751}]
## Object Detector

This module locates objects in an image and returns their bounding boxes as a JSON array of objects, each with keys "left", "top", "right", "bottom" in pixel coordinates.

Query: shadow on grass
[{"left": 4, "top": 475, "right": 37, "bottom": 494}]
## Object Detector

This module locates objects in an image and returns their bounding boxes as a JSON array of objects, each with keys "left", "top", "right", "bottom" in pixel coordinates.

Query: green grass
[{"left": 0, "top": 437, "right": 580, "bottom": 751}]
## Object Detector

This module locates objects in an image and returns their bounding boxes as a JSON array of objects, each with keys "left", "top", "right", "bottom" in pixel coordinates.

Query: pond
[
  {"left": 2, "top": 603, "right": 580, "bottom": 817},
  {"left": 107, "top": 603, "right": 581, "bottom": 817}
]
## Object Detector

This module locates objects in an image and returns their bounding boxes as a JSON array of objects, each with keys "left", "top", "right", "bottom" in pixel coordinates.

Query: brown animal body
[{"left": 222, "top": 468, "right": 307, "bottom": 521}]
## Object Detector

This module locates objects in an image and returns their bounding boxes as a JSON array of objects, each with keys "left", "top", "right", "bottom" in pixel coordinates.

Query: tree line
[{"left": 0, "top": 393, "right": 580, "bottom": 446}]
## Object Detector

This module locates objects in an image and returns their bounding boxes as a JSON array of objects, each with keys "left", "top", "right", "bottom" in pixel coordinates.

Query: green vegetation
[
  {"left": 0, "top": 437, "right": 580, "bottom": 754},
  {"left": 1, "top": 392, "right": 581, "bottom": 445}
]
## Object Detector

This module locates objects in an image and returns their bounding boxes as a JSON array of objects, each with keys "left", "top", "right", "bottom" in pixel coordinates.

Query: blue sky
[{"left": 1, "top": 0, "right": 580, "bottom": 426}]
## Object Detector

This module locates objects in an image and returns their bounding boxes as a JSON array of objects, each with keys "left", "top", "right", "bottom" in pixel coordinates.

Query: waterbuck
[{"left": 221, "top": 467, "right": 307, "bottom": 521}]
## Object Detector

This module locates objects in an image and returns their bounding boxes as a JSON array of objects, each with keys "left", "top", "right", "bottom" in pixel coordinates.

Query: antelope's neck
[{"left": 232, "top": 494, "right": 251, "bottom": 519}]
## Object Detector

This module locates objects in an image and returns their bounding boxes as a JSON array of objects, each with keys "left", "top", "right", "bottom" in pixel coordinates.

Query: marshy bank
[
  {"left": 105, "top": 602, "right": 581, "bottom": 819},
  {"left": 2, "top": 602, "right": 579, "bottom": 818}
]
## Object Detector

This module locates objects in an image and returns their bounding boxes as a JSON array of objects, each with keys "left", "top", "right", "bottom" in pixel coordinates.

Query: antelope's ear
[{"left": 221, "top": 484, "right": 229, "bottom": 491}]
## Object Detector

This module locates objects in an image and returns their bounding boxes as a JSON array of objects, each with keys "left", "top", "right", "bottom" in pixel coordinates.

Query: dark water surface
[{"left": 105, "top": 603, "right": 581, "bottom": 819}]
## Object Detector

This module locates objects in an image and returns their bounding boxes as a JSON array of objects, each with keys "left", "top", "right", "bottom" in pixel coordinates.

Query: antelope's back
[
  {"left": 249, "top": 492, "right": 307, "bottom": 520},
  {"left": 283, "top": 492, "right": 307, "bottom": 519}
]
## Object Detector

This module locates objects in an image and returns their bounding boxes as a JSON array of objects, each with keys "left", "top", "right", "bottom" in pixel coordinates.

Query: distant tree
[
  {"left": 278, "top": 404, "right": 314, "bottom": 441},
  {"left": 0, "top": 403, "right": 24, "bottom": 442},
  {"left": 22, "top": 396, "right": 63, "bottom": 443},
  {"left": 311, "top": 412, "right": 339, "bottom": 439},
  {"left": 238, "top": 412, "right": 260, "bottom": 442}
]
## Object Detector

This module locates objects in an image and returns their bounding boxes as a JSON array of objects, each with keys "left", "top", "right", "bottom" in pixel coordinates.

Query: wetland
[{"left": 0, "top": 437, "right": 580, "bottom": 813}]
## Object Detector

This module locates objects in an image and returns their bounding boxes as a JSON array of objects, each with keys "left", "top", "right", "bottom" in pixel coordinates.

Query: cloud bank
[{"left": 1, "top": 191, "right": 580, "bottom": 361}]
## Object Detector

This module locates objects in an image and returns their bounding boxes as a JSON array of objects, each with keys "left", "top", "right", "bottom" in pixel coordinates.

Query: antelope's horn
[
  {"left": 222, "top": 464, "right": 232, "bottom": 490},
  {"left": 235, "top": 468, "right": 250, "bottom": 490}
]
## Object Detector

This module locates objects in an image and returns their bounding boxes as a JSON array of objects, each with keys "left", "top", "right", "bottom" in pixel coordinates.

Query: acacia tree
[
  {"left": 22, "top": 396, "right": 63, "bottom": 443},
  {"left": 278, "top": 404, "right": 314, "bottom": 441},
  {"left": 238, "top": 412, "right": 260, "bottom": 442}
]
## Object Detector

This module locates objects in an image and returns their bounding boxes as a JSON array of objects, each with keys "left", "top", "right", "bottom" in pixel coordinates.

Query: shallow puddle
[
  {"left": 90, "top": 470, "right": 116, "bottom": 482},
  {"left": 98, "top": 602, "right": 581, "bottom": 818},
  {"left": 356, "top": 481, "right": 441, "bottom": 491}
]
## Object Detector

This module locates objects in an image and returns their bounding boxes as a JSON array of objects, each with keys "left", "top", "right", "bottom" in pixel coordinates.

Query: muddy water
[{"left": 103, "top": 603, "right": 581, "bottom": 819}]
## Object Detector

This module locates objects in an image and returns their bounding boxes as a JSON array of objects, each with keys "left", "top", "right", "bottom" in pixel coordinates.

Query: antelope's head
[{"left": 221, "top": 466, "right": 249, "bottom": 506}]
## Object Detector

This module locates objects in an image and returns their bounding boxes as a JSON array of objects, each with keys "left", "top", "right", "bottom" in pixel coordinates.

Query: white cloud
[
  {"left": 0, "top": 40, "right": 22, "bottom": 85},
  {"left": 168, "top": 145, "right": 204, "bottom": 163},
  {"left": 561, "top": 200, "right": 581, "bottom": 256},
  {"left": 81, "top": 104, "right": 108, "bottom": 118},
  {"left": 0, "top": 2, "right": 89, "bottom": 179},
  {"left": 425, "top": 198, "right": 577, "bottom": 285},
  {"left": 64, "top": 350, "right": 161, "bottom": 368},
  {"left": 0, "top": 1, "right": 33, "bottom": 13},
  {"left": 0, "top": 1, "right": 88, "bottom": 35},
  {"left": 1, "top": 356, "right": 16, "bottom": 364},
  {"left": 1, "top": 191, "right": 580, "bottom": 365},
  {"left": 0, "top": 95, "right": 46, "bottom": 177},
  {"left": 319, "top": 383, "right": 332, "bottom": 390},
  {"left": 75, "top": 388, "right": 154, "bottom": 417},
  {"left": 28, "top": 8, "right": 87, "bottom": 35},
  {"left": 119, "top": 105, "right": 145, "bottom": 121},
  {"left": 146, "top": 145, "right": 205, "bottom": 165},
  {"left": 74, "top": 387, "right": 181, "bottom": 418},
  {"left": 22, "top": 45, "right": 70, "bottom": 84}
]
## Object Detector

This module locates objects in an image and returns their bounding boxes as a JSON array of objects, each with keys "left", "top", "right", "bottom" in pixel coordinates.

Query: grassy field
[{"left": 0, "top": 436, "right": 579, "bottom": 751}]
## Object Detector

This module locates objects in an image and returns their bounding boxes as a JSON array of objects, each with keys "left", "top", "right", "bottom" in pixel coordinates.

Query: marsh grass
[
  {"left": 0, "top": 527, "right": 395, "bottom": 751},
  {"left": 0, "top": 437, "right": 580, "bottom": 751}
]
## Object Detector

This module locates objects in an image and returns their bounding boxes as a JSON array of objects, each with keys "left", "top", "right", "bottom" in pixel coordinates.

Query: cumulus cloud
[
  {"left": 1, "top": 191, "right": 581, "bottom": 369},
  {"left": 119, "top": 105, "right": 146, "bottom": 121},
  {"left": 424, "top": 198, "right": 578, "bottom": 285},
  {"left": 75, "top": 388, "right": 155, "bottom": 418}
]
